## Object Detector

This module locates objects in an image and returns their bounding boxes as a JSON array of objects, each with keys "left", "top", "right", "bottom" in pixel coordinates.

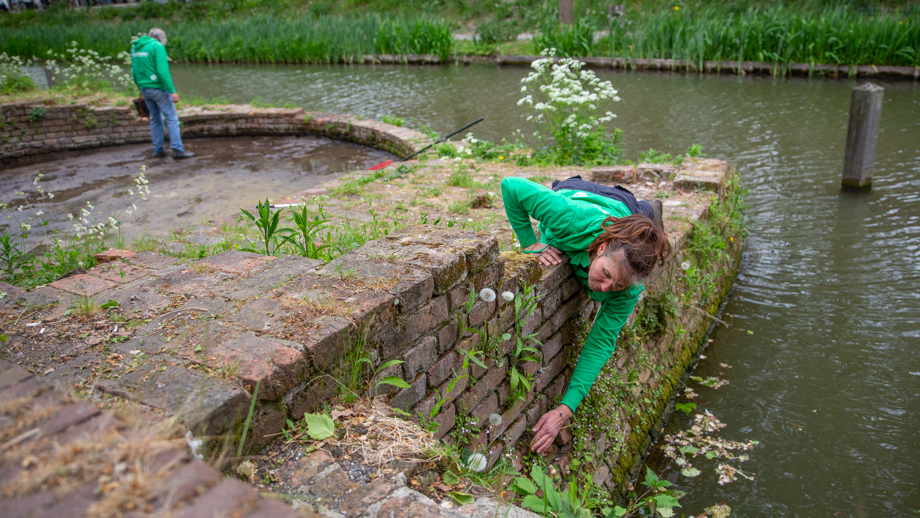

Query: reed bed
[
  {"left": 0, "top": 13, "right": 454, "bottom": 64},
  {"left": 540, "top": 4, "right": 920, "bottom": 69}
]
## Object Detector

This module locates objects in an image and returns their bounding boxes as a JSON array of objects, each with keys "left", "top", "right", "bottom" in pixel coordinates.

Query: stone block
[
  {"left": 591, "top": 165, "right": 635, "bottom": 184},
  {"left": 145, "top": 267, "right": 232, "bottom": 296},
  {"left": 386, "top": 225, "right": 500, "bottom": 274},
  {"left": 94, "top": 249, "right": 137, "bottom": 263},
  {"left": 637, "top": 163, "right": 677, "bottom": 182},
  {"left": 211, "top": 255, "right": 322, "bottom": 301},
  {"left": 85, "top": 262, "right": 149, "bottom": 285},
  {"left": 436, "top": 320, "right": 460, "bottom": 354},
  {"left": 338, "top": 479, "right": 396, "bottom": 517},
  {"left": 457, "top": 361, "right": 507, "bottom": 411},
  {"left": 403, "top": 336, "right": 439, "bottom": 379},
  {"left": 172, "top": 478, "right": 259, "bottom": 518},
  {"left": 433, "top": 403, "right": 456, "bottom": 439},
  {"left": 389, "top": 373, "right": 427, "bottom": 412},
  {"left": 503, "top": 415, "right": 528, "bottom": 446},
  {"left": 287, "top": 376, "right": 337, "bottom": 417},
  {"left": 48, "top": 274, "right": 116, "bottom": 296},
  {"left": 470, "top": 392, "right": 499, "bottom": 427},
  {"left": 317, "top": 254, "right": 433, "bottom": 313},
  {"left": 356, "top": 239, "right": 466, "bottom": 295},
  {"left": 96, "top": 362, "right": 249, "bottom": 436},
  {"left": 469, "top": 258, "right": 505, "bottom": 293},
  {"left": 535, "top": 261, "right": 572, "bottom": 298},
  {"left": 542, "top": 332, "right": 563, "bottom": 366},
  {"left": 427, "top": 351, "right": 461, "bottom": 387},
  {"left": 536, "top": 348, "right": 571, "bottom": 392},
  {"left": 545, "top": 372, "right": 569, "bottom": 403}
]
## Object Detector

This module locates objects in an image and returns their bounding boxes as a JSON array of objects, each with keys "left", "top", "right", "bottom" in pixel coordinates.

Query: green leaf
[
  {"left": 378, "top": 359, "right": 405, "bottom": 370},
  {"left": 500, "top": 333, "right": 512, "bottom": 342},
  {"left": 680, "top": 445, "right": 700, "bottom": 455},
  {"left": 681, "top": 467, "right": 701, "bottom": 478},
  {"left": 521, "top": 495, "right": 547, "bottom": 513},
  {"left": 303, "top": 412, "right": 335, "bottom": 440},
  {"left": 376, "top": 376, "right": 410, "bottom": 389},
  {"left": 642, "top": 467, "right": 659, "bottom": 488},
  {"left": 705, "top": 451, "right": 718, "bottom": 459},
  {"left": 62, "top": 309, "right": 72, "bottom": 317},
  {"left": 100, "top": 299, "right": 119, "bottom": 309},
  {"left": 605, "top": 506, "right": 627, "bottom": 518},
  {"left": 449, "top": 492, "right": 474, "bottom": 506},
  {"left": 658, "top": 508, "right": 675, "bottom": 518},
  {"left": 511, "top": 476, "right": 538, "bottom": 496},
  {"left": 653, "top": 494, "right": 681, "bottom": 508},
  {"left": 530, "top": 465, "right": 552, "bottom": 491},
  {"left": 443, "top": 470, "right": 461, "bottom": 486}
]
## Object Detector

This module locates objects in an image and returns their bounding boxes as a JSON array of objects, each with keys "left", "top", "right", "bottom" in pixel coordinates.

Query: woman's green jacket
[{"left": 501, "top": 177, "right": 641, "bottom": 412}]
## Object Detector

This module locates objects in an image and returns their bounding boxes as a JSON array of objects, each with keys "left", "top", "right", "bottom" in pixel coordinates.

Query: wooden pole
[
  {"left": 559, "top": 0, "right": 574, "bottom": 26},
  {"left": 841, "top": 83, "right": 884, "bottom": 191}
]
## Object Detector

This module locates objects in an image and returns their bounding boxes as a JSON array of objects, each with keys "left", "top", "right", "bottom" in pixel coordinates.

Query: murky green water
[
  {"left": 176, "top": 63, "right": 920, "bottom": 515},
  {"left": 169, "top": 63, "right": 920, "bottom": 515}
]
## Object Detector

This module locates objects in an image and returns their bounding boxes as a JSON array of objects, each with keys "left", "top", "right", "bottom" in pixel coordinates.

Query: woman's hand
[
  {"left": 524, "top": 243, "right": 564, "bottom": 266},
  {"left": 530, "top": 405, "right": 573, "bottom": 452}
]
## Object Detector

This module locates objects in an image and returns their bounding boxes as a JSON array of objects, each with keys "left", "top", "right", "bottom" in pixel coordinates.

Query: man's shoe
[
  {"left": 172, "top": 150, "right": 195, "bottom": 159},
  {"left": 153, "top": 150, "right": 168, "bottom": 158},
  {"left": 650, "top": 199, "right": 665, "bottom": 232}
]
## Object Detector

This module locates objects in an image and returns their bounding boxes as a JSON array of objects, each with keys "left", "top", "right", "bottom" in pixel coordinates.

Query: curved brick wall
[{"left": 0, "top": 101, "right": 430, "bottom": 167}]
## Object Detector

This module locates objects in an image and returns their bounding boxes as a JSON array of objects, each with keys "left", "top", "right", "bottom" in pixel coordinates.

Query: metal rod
[{"left": 401, "top": 117, "right": 484, "bottom": 162}]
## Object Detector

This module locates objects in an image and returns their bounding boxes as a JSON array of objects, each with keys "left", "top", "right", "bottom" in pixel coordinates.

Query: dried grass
[{"left": 338, "top": 397, "right": 436, "bottom": 467}]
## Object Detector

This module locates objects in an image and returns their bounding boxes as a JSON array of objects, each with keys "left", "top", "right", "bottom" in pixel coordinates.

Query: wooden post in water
[
  {"left": 842, "top": 83, "right": 884, "bottom": 191},
  {"left": 559, "top": 0, "right": 574, "bottom": 25}
]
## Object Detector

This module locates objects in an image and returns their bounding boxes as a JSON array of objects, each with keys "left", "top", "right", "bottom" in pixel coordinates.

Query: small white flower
[
  {"left": 488, "top": 413, "right": 502, "bottom": 426},
  {"left": 466, "top": 453, "right": 487, "bottom": 472},
  {"left": 501, "top": 291, "right": 514, "bottom": 302},
  {"left": 681, "top": 261, "right": 692, "bottom": 271},
  {"left": 479, "top": 288, "right": 496, "bottom": 303}
]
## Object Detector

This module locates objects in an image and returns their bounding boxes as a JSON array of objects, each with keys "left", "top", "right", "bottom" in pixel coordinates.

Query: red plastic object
[{"left": 368, "top": 160, "right": 393, "bottom": 171}]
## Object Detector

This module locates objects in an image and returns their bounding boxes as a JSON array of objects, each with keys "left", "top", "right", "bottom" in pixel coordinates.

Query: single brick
[
  {"left": 542, "top": 332, "right": 564, "bottom": 366},
  {"left": 536, "top": 349, "right": 572, "bottom": 392},
  {"left": 403, "top": 336, "right": 438, "bottom": 379},
  {"left": 427, "top": 351, "right": 461, "bottom": 387},
  {"left": 436, "top": 320, "right": 460, "bottom": 354},
  {"left": 49, "top": 274, "right": 116, "bottom": 296}
]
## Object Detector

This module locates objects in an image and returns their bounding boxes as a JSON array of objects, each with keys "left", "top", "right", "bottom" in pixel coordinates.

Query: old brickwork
[{"left": 0, "top": 102, "right": 429, "bottom": 166}]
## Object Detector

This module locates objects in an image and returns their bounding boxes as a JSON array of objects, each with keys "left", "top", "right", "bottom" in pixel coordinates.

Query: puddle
[{"left": 1, "top": 135, "right": 395, "bottom": 243}]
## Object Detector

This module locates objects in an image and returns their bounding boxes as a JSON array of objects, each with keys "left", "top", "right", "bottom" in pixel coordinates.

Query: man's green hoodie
[{"left": 130, "top": 36, "right": 175, "bottom": 94}]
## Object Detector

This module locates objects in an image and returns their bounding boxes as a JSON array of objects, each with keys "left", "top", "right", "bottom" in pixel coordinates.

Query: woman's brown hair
[{"left": 588, "top": 215, "right": 671, "bottom": 278}]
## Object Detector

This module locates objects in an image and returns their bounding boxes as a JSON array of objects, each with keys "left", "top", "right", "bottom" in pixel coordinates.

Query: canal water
[{"left": 172, "top": 63, "right": 920, "bottom": 515}]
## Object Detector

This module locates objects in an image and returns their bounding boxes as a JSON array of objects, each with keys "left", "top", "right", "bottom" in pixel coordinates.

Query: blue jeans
[{"left": 141, "top": 88, "right": 184, "bottom": 154}]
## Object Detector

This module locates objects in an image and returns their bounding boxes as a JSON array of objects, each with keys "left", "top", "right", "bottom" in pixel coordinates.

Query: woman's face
[{"left": 588, "top": 244, "right": 633, "bottom": 292}]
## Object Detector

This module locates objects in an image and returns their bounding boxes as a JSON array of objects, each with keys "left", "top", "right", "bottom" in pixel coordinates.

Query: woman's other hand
[
  {"left": 530, "top": 405, "right": 573, "bottom": 452},
  {"left": 524, "top": 243, "right": 564, "bottom": 266}
]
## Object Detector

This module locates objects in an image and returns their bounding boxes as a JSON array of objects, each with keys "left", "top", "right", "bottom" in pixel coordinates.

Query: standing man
[{"left": 131, "top": 28, "right": 194, "bottom": 159}]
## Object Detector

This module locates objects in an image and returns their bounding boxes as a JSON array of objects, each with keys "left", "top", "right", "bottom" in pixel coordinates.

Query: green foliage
[
  {"left": 283, "top": 205, "right": 329, "bottom": 259},
  {"left": 635, "top": 291, "right": 681, "bottom": 338},
  {"left": 29, "top": 107, "right": 47, "bottom": 122},
  {"left": 0, "top": 53, "right": 38, "bottom": 95},
  {"left": 533, "top": 17, "right": 596, "bottom": 57},
  {"left": 381, "top": 115, "right": 405, "bottom": 127},
  {"left": 0, "top": 13, "right": 453, "bottom": 64},
  {"left": 303, "top": 411, "right": 336, "bottom": 440},
  {"left": 239, "top": 198, "right": 289, "bottom": 256}
]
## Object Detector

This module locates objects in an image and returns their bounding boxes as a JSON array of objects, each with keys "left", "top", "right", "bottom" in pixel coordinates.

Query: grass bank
[{"left": 0, "top": 1, "right": 917, "bottom": 68}]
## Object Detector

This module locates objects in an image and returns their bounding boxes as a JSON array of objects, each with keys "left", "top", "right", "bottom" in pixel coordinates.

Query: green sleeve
[
  {"left": 500, "top": 176, "right": 578, "bottom": 249},
  {"left": 155, "top": 44, "right": 175, "bottom": 94},
  {"left": 560, "top": 289, "right": 638, "bottom": 412}
]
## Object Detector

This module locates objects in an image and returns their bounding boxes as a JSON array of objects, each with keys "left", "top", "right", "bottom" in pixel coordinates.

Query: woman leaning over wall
[{"left": 500, "top": 175, "right": 671, "bottom": 452}]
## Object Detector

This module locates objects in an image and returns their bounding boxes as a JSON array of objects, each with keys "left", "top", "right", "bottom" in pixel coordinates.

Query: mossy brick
[
  {"left": 471, "top": 392, "right": 499, "bottom": 426},
  {"left": 243, "top": 400, "right": 288, "bottom": 453},
  {"left": 500, "top": 251, "right": 541, "bottom": 291},
  {"left": 317, "top": 254, "right": 433, "bottom": 313},
  {"left": 48, "top": 274, "right": 116, "bottom": 296},
  {"left": 427, "top": 350, "right": 461, "bottom": 387},
  {"left": 534, "top": 260, "right": 573, "bottom": 298},
  {"left": 198, "top": 250, "right": 276, "bottom": 275},
  {"left": 542, "top": 332, "right": 564, "bottom": 367},
  {"left": 536, "top": 348, "right": 572, "bottom": 392},
  {"left": 145, "top": 267, "right": 232, "bottom": 296},
  {"left": 168, "top": 321, "right": 307, "bottom": 401},
  {"left": 403, "top": 336, "right": 438, "bottom": 380},
  {"left": 433, "top": 402, "right": 456, "bottom": 440},
  {"left": 389, "top": 373, "right": 427, "bottom": 412},
  {"left": 503, "top": 415, "right": 529, "bottom": 448},
  {"left": 85, "top": 262, "right": 149, "bottom": 285},
  {"left": 212, "top": 256, "right": 319, "bottom": 300},
  {"left": 436, "top": 319, "right": 460, "bottom": 354},
  {"left": 173, "top": 478, "right": 260, "bottom": 518},
  {"left": 457, "top": 360, "right": 507, "bottom": 411},
  {"left": 280, "top": 272, "right": 397, "bottom": 334},
  {"left": 447, "top": 280, "right": 473, "bottom": 313},
  {"left": 469, "top": 257, "right": 505, "bottom": 293},
  {"left": 385, "top": 224, "right": 500, "bottom": 274},
  {"left": 355, "top": 239, "right": 466, "bottom": 295},
  {"left": 95, "top": 362, "right": 248, "bottom": 436}
]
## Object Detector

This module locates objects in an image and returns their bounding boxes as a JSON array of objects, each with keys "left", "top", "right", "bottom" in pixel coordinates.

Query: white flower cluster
[
  {"left": 517, "top": 48, "right": 622, "bottom": 158},
  {"left": 0, "top": 53, "right": 35, "bottom": 89},
  {"left": 45, "top": 44, "right": 134, "bottom": 93}
]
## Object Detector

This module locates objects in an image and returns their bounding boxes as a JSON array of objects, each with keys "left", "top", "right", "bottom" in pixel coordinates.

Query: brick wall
[{"left": 0, "top": 102, "right": 430, "bottom": 166}]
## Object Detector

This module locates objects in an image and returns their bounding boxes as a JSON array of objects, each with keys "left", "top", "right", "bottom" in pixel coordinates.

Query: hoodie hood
[{"left": 132, "top": 36, "right": 159, "bottom": 52}]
